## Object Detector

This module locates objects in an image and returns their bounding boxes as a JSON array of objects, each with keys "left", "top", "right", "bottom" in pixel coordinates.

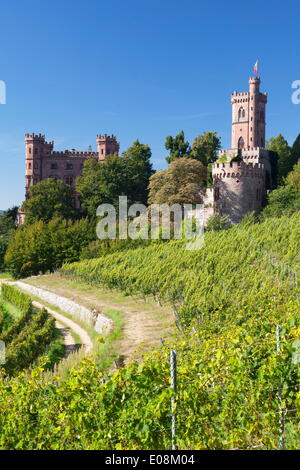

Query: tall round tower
[
  {"left": 231, "top": 77, "right": 267, "bottom": 149},
  {"left": 212, "top": 161, "right": 266, "bottom": 224}
]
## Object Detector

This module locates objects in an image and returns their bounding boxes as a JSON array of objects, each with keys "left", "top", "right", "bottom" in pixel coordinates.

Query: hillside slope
[{"left": 0, "top": 214, "right": 299, "bottom": 449}]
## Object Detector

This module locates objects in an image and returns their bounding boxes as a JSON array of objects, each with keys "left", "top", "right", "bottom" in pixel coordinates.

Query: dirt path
[
  {"left": 24, "top": 274, "right": 177, "bottom": 363},
  {"left": 0, "top": 279, "right": 93, "bottom": 355},
  {"left": 53, "top": 320, "right": 78, "bottom": 357},
  {"left": 32, "top": 300, "right": 93, "bottom": 353}
]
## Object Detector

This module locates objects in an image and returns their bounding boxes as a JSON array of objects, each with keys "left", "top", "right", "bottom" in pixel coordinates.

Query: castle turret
[
  {"left": 25, "top": 133, "right": 53, "bottom": 198},
  {"left": 231, "top": 77, "right": 267, "bottom": 149},
  {"left": 212, "top": 160, "right": 266, "bottom": 224},
  {"left": 96, "top": 134, "right": 120, "bottom": 161}
]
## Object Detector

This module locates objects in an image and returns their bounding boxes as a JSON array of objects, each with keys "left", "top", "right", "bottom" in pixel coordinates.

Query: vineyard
[
  {"left": 0, "top": 284, "right": 59, "bottom": 375},
  {"left": 0, "top": 214, "right": 299, "bottom": 449}
]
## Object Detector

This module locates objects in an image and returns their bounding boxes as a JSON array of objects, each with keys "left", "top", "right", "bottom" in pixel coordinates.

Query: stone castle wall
[{"left": 212, "top": 161, "right": 266, "bottom": 224}]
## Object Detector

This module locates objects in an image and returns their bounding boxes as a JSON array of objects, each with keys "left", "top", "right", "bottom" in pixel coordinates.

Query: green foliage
[
  {"left": 205, "top": 214, "right": 230, "bottom": 231},
  {"left": 0, "top": 302, "right": 14, "bottom": 332},
  {"left": 286, "top": 159, "right": 300, "bottom": 190},
  {"left": 122, "top": 139, "right": 154, "bottom": 205},
  {"left": 148, "top": 158, "right": 206, "bottom": 205},
  {"left": 190, "top": 131, "right": 221, "bottom": 165},
  {"left": 0, "top": 215, "right": 299, "bottom": 449},
  {"left": 4, "top": 218, "right": 95, "bottom": 279},
  {"left": 1, "top": 283, "right": 32, "bottom": 311},
  {"left": 77, "top": 141, "right": 153, "bottom": 218},
  {"left": 22, "top": 179, "right": 76, "bottom": 224},
  {"left": 165, "top": 131, "right": 190, "bottom": 164},
  {"left": 261, "top": 185, "right": 300, "bottom": 219},
  {"left": 267, "top": 135, "right": 292, "bottom": 185},
  {"left": 62, "top": 213, "right": 300, "bottom": 328},
  {"left": 0, "top": 285, "right": 57, "bottom": 375},
  {"left": 0, "top": 207, "right": 17, "bottom": 270},
  {"left": 80, "top": 238, "right": 150, "bottom": 260},
  {"left": 291, "top": 133, "right": 300, "bottom": 168}
]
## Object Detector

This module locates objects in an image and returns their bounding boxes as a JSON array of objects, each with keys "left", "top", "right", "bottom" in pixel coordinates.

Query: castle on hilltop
[
  {"left": 203, "top": 76, "right": 274, "bottom": 224},
  {"left": 19, "top": 76, "right": 273, "bottom": 226},
  {"left": 17, "top": 133, "right": 120, "bottom": 224}
]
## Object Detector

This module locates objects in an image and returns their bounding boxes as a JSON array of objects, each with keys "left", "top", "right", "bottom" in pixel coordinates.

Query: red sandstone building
[{"left": 17, "top": 133, "right": 119, "bottom": 224}]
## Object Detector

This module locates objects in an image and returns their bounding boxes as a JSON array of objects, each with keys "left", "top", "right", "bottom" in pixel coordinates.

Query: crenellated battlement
[
  {"left": 51, "top": 150, "right": 98, "bottom": 157},
  {"left": 96, "top": 134, "right": 117, "bottom": 140},
  {"left": 25, "top": 133, "right": 46, "bottom": 141},
  {"left": 231, "top": 91, "right": 249, "bottom": 97},
  {"left": 213, "top": 161, "right": 264, "bottom": 170},
  {"left": 213, "top": 161, "right": 265, "bottom": 180}
]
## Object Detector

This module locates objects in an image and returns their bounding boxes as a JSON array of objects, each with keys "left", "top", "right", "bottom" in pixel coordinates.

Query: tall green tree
[
  {"left": 165, "top": 131, "right": 190, "bottom": 163},
  {"left": 0, "top": 207, "right": 18, "bottom": 270},
  {"left": 22, "top": 179, "right": 76, "bottom": 224},
  {"left": 267, "top": 135, "right": 292, "bottom": 185},
  {"left": 190, "top": 131, "right": 221, "bottom": 165},
  {"left": 122, "top": 140, "right": 154, "bottom": 205},
  {"left": 291, "top": 134, "right": 300, "bottom": 167}
]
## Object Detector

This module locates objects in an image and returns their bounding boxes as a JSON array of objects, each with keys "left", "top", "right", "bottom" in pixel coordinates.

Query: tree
[
  {"left": 267, "top": 135, "right": 292, "bottom": 185},
  {"left": 22, "top": 179, "right": 76, "bottom": 224},
  {"left": 190, "top": 131, "right": 221, "bottom": 166},
  {"left": 148, "top": 158, "right": 207, "bottom": 206},
  {"left": 286, "top": 159, "right": 300, "bottom": 190},
  {"left": 0, "top": 207, "right": 18, "bottom": 270},
  {"left": 291, "top": 134, "right": 300, "bottom": 167},
  {"left": 4, "top": 218, "right": 95, "bottom": 278},
  {"left": 165, "top": 131, "right": 190, "bottom": 163},
  {"left": 77, "top": 141, "right": 154, "bottom": 217},
  {"left": 261, "top": 185, "right": 300, "bottom": 219},
  {"left": 122, "top": 140, "right": 154, "bottom": 205}
]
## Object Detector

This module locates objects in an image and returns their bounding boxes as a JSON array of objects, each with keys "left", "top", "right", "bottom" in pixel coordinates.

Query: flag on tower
[{"left": 254, "top": 60, "right": 259, "bottom": 75}]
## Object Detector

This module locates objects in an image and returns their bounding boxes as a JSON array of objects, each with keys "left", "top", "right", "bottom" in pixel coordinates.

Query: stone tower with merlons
[{"left": 206, "top": 76, "right": 273, "bottom": 224}]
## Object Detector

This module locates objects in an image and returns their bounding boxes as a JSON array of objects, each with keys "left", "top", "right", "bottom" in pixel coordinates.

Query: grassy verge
[
  {"left": 95, "top": 308, "right": 124, "bottom": 371},
  {"left": 0, "top": 273, "right": 11, "bottom": 280}
]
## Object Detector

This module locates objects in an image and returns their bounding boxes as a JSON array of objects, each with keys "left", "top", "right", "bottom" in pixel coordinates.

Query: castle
[
  {"left": 17, "top": 133, "right": 120, "bottom": 224},
  {"left": 19, "top": 76, "right": 272, "bottom": 226},
  {"left": 203, "top": 76, "right": 273, "bottom": 224}
]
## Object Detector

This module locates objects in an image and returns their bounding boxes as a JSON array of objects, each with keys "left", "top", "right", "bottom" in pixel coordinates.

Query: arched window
[{"left": 238, "top": 137, "right": 245, "bottom": 149}]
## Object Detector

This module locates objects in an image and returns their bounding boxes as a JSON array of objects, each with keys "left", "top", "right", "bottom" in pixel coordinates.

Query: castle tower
[
  {"left": 231, "top": 77, "right": 267, "bottom": 149},
  {"left": 213, "top": 161, "right": 266, "bottom": 224},
  {"left": 96, "top": 134, "right": 120, "bottom": 161},
  {"left": 24, "top": 133, "right": 53, "bottom": 198}
]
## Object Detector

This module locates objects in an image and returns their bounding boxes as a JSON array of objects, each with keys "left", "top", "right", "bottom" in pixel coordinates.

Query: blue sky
[{"left": 0, "top": 0, "right": 300, "bottom": 209}]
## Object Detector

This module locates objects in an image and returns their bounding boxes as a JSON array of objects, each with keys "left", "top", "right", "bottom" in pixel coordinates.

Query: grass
[
  {"left": 0, "top": 297, "right": 22, "bottom": 319},
  {"left": 95, "top": 308, "right": 124, "bottom": 371},
  {"left": 0, "top": 272, "right": 11, "bottom": 279}
]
